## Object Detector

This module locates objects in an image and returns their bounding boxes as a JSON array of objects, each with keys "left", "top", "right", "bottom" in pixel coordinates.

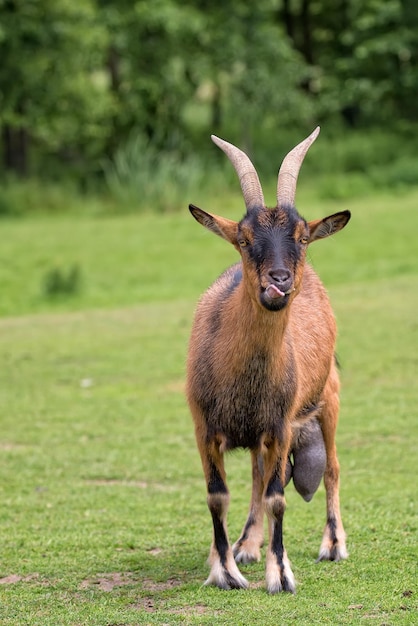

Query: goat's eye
[
  {"left": 238, "top": 239, "right": 248, "bottom": 247},
  {"left": 299, "top": 236, "right": 309, "bottom": 245}
]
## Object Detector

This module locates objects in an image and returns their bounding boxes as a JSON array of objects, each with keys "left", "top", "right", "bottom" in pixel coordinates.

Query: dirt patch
[
  {"left": 131, "top": 597, "right": 157, "bottom": 613},
  {"left": 0, "top": 573, "right": 49, "bottom": 585},
  {"left": 141, "top": 578, "right": 182, "bottom": 592},
  {"left": 80, "top": 572, "right": 136, "bottom": 592},
  {"left": 168, "top": 603, "right": 215, "bottom": 616},
  {"left": 0, "top": 574, "right": 26, "bottom": 585},
  {"left": 146, "top": 547, "right": 162, "bottom": 556},
  {"left": 80, "top": 573, "right": 183, "bottom": 593},
  {"left": 0, "top": 442, "right": 27, "bottom": 451}
]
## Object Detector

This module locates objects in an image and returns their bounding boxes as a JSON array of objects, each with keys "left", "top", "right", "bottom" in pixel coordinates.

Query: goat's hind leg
[
  {"left": 318, "top": 376, "right": 348, "bottom": 562},
  {"left": 233, "top": 450, "right": 265, "bottom": 564},
  {"left": 201, "top": 437, "right": 248, "bottom": 590}
]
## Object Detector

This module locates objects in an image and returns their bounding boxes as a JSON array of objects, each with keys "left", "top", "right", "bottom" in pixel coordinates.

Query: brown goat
[{"left": 186, "top": 128, "right": 350, "bottom": 594}]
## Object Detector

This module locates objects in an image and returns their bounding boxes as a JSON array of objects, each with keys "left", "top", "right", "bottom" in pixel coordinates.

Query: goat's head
[{"left": 190, "top": 128, "right": 350, "bottom": 312}]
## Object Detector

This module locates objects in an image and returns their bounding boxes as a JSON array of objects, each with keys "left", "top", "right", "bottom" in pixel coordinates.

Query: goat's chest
[{"left": 195, "top": 349, "right": 297, "bottom": 449}]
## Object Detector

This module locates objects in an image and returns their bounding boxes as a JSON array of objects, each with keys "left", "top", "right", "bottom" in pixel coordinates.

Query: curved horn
[
  {"left": 211, "top": 135, "right": 264, "bottom": 211},
  {"left": 277, "top": 126, "right": 320, "bottom": 208}
]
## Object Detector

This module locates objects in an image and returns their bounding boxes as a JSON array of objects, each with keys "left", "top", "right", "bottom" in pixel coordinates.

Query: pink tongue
[{"left": 266, "top": 284, "right": 285, "bottom": 299}]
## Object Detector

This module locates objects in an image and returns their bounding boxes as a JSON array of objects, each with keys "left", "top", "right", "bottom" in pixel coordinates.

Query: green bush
[
  {"left": 317, "top": 172, "right": 372, "bottom": 200},
  {"left": 1, "top": 130, "right": 417, "bottom": 216},
  {"left": 42, "top": 264, "right": 82, "bottom": 298},
  {"left": 0, "top": 178, "right": 95, "bottom": 216},
  {"left": 372, "top": 156, "right": 418, "bottom": 189},
  {"left": 102, "top": 132, "right": 228, "bottom": 213}
]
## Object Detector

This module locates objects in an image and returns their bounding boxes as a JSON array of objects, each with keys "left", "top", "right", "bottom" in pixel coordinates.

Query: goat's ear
[
  {"left": 307, "top": 210, "right": 351, "bottom": 243},
  {"left": 189, "top": 204, "right": 238, "bottom": 244}
]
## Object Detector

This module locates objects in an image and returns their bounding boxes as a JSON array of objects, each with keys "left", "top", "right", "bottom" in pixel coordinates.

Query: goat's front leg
[
  {"left": 233, "top": 449, "right": 265, "bottom": 564},
  {"left": 262, "top": 437, "right": 296, "bottom": 594},
  {"left": 200, "top": 437, "right": 248, "bottom": 590},
  {"left": 318, "top": 375, "right": 348, "bottom": 562}
]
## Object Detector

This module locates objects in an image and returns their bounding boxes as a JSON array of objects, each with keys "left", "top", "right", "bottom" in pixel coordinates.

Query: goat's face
[
  {"left": 237, "top": 206, "right": 308, "bottom": 311},
  {"left": 189, "top": 203, "right": 350, "bottom": 312}
]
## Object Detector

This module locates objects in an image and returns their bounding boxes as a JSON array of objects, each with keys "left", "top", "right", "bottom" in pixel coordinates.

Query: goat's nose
[{"left": 269, "top": 268, "right": 291, "bottom": 285}]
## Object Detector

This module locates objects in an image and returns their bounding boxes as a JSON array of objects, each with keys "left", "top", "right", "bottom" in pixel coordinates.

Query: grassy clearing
[{"left": 0, "top": 187, "right": 417, "bottom": 624}]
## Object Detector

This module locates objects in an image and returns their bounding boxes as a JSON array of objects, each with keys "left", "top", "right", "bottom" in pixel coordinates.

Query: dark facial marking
[{"left": 239, "top": 207, "right": 306, "bottom": 278}]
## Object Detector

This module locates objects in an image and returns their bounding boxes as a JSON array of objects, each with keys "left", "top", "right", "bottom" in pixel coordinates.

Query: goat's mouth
[
  {"left": 265, "top": 283, "right": 293, "bottom": 299},
  {"left": 260, "top": 282, "right": 294, "bottom": 311}
]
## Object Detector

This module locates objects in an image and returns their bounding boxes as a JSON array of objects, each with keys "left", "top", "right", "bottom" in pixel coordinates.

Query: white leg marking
[
  {"left": 317, "top": 522, "right": 348, "bottom": 562},
  {"left": 205, "top": 549, "right": 249, "bottom": 590},
  {"left": 265, "top": 549, "right": 296, "bottom": 594}
]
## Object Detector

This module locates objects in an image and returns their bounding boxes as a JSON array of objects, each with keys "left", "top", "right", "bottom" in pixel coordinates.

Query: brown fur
[{"left": 187, "top": 194, "right": 350, "bottom": 594}]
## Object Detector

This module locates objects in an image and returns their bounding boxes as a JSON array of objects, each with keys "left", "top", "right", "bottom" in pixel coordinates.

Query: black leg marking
[
  {"left": 207, "top": 494, "right": 250, "bottom": 590},
  {"left": 265, "top": 473, "right": 284, "bottom": 499},
  {"left": 264, "top": 461, "right": 296, "bottom": 594},
  {"left": 224, "top": 570, "right": 246, "bottom": 589},
  {"left": 208, "top": 463, "right": 228, "bottom": 495},
  {"left": 327, "top": 515, "right": 339, "bottom": 560},
  {"left": 208, "top": 464, "right": 229, "bottom": 564},
  {"left": 271, "top": 518, "right": 284, "bottom": 564},
  {"left": 281, "top": 567, "right": 295, "bottom": 593},
  {"left": 316, "top": 515, "right": 344, "bottom": 563},
  {"left": 328, "top": 515, "right": 338, "bottom": 543},
  {"left": 237, "top": 514, "right": 255, "bottom": 544},
  {"left": 210, "top": 510, "right": 229, "bottom": 565}
]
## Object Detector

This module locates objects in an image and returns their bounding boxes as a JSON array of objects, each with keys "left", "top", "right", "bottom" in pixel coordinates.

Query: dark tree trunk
[
  {"left": 280, "top": 0, "right": 314, "bottom": 65},
  {"left": 107, "top": 46, "right": 121, "bottom": 94},
  {"left": 282, "top": 0, "right": 295, "bottom": 42},
  {"left": 2, "top": 124, "right": 29, "bottom": 177},
  {"left": 301, "top": 0, "right": 314, "bottom": 65}
]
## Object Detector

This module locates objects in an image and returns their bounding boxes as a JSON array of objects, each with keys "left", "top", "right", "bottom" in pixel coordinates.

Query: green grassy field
[{"left": 0, "top": 187, "right": 417, "bottom": 625}]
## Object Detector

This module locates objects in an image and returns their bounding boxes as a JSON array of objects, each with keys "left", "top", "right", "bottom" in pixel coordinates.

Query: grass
[{"left": 0, "top": 185, "right": 417, "bottom": 624}]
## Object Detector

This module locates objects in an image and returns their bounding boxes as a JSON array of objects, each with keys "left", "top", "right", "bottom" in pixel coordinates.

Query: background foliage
[{"left": 0, "top": 0, "right": 417, "bottom": 211}]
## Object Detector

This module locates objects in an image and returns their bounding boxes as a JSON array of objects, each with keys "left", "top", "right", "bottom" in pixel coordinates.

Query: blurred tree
[
  {"left": 98, "top": 0, "right": 204, "bottom": 153},
  {"left": 278, "top": 0, "right": 418, "bottom": 127},
  {"left": 0, "top": 0, "right": 416, "bottom": 180},
  {"left": 183, "top": 0, "right": 312, "bottom": 151},
  {"left": 0, "top": 0, "right": 111, "bottom": 176}
]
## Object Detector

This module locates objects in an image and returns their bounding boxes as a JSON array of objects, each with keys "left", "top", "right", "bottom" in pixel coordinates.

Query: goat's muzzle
[{"left": 261, "top": 282, "right": 295, "bottom": 311}]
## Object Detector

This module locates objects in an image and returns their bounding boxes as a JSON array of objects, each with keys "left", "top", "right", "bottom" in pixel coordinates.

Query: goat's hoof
[
  {"left": 266, "top": 571, "right": 296, "bottom": 594},
  {"left": 265, "top": 551, "right": 296, "bottom": 594},
  {"left": 205, "top": 560, "right": 249, "bottom": 590},
  {"left": 267, "top": 578, "right": 296, "bottom": 594},
  {"left": 233, "top": 541, "right": 261, "bottom": 565},
  {"left": 234, "top": 550, "right": 260, "bottom": 565},
  {"left": 317, "top": 543, "right": 348, "bottom": 563}
]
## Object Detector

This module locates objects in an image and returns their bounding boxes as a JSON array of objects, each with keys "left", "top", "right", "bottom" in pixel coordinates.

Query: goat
[{"left": 186, "top": 128, "right": 350, "bottom": 594}]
